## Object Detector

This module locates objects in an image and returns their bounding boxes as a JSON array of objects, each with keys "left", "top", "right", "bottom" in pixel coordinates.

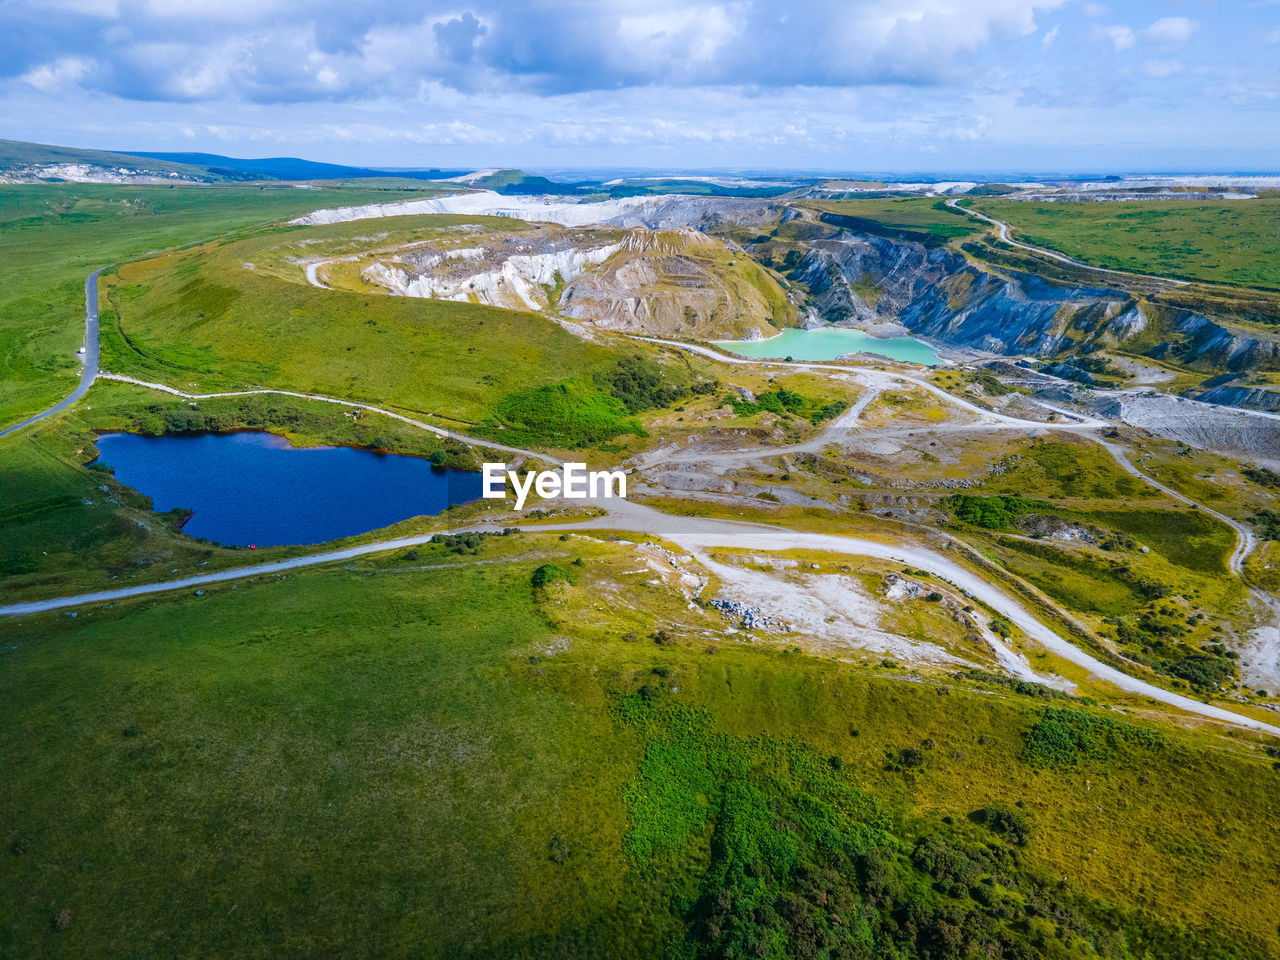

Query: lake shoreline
[
  {"left": 711, "top": 326, "right": 943, "bottom": 366},
  {"left": 92, "top": 430, "right": 483, "bottom": 548}
]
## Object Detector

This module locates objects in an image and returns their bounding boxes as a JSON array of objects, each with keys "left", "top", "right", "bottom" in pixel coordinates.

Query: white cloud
[
  {"left": 1082, "top": 2, "right": 1107, "bottom": 16},
  {"left": 616, "top": 5, "right": 740, "bottom": 72},
  {"left": 35, "top": 0, "right": 118, "bottom": 15},
  {"left": 1042, "top": 24, "right": 1060, "bottom": 45},
  {"left": 1145, "top": 17, "right": 1196, "bottom": 47},
  {"left": 1097, "top": 24, "right": 1134, "bottom": 50},
  {"left": 19, "top": 56, "right": 93, "bottom": 93},
  {"left": 1143, "top": 59, "right": 1182, "bottom": 77}
]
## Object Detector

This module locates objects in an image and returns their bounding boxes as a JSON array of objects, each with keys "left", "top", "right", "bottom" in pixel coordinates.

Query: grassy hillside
[
  {"left": 968, "top": 198, "right": 1280, "bottom": 290},
  {"left": 803, "top": 197, "right": 984, "bottom": 244},
  {"left": 2, "top": 535, "right": 1277, "bottom": 958},
  {"left": 0, "top": 182, "right": 457, "bottom": 429},
  {"left": 0, "top": 139, "right": 213, "bottom": 179},
  {"left": 99, "top": 216, "right": 627, "bottom": 423}
]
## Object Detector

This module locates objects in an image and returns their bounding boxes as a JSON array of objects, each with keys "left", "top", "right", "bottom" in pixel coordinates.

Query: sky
[{"left": 1, "top": 0, "right": 1278, "bottom": 174}]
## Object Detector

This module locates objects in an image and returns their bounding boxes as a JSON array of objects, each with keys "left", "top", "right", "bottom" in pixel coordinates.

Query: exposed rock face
[
  {"left": 793, "top": 233, "right": 1131, "bottom": 356},
  {"left": 366, "top": 237, "right": 622, "bottom": 311},
  {"left": 1017, "top": 514, "right": 1100, "bottom": 544},
  {"left": 1085, "top": 392, "right": 1280, "bottom": 465},
  {"left": 560, "top": 229, "right": 791, "bottom": 338},
  {"left": 359, "top": 224, "right": 793, "bottom": 338},
  {"left": 1196, "top": 385, "right": 1280, "bottom": 413},
  {"left": 1153, "top": 314, "right": 1280, "bottom": 371},
  {"left": 787, "top": 230, "right": 1280, "bottom": 379}
]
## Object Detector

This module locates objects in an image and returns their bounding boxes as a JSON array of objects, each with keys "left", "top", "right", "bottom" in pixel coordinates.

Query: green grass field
[
  {"left": 0, "top": 182, "right": 456, "bottom": 428},
  {"left": 803, "top": 197, "right": 984, "bottom": 243},
  {"left": 3, "top": 535, "right": 1278, "bottom": 958},
  {"left": 98, "top": 217, "right": 628, "bottom": 425},
  {"left": 967, "top": 198, "right": 1280, "bottom": 289}
]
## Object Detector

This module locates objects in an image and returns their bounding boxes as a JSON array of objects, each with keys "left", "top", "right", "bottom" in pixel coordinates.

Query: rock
[{"left": 708, "top": 597, "right": 789, "bottom": 632}]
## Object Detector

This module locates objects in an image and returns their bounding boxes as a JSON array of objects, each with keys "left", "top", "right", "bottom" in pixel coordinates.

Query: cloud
[
  {"left": 1081, "top": 2, "right": 1107, "bottom": 16},
  {"left": 19, "top": 56, "right": 92, "bottom": 92},
  {"left": 1145, "top": 17, "right": 1196, "bottom": 47},
  {"left": 433, "top": 12, "right": 487, "bottom": 64},
  {"left": 1096, "top": 24, "right": 1134, "bottom": 50},
  {"left": 1042, "top": 24, "right": 1059, "bottom": 45},
  {"left": 1142, "top": 59, "right": 1182, "bottom": 77},
  {"left": 0, "top": 0, "right": 1068, "bottom": 102}
]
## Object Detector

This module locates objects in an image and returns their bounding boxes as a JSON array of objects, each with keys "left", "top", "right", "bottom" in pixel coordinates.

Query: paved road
[
  {"left": 5, "top": 497, "right": 1276, "bottom": 735},
  {"left": 3, "top": 266, "right": 1274, "bottom": 734},
  {"left": 0, "top": 269, "right": 102, "bottom": 440},
  {"left": 946, "top": 199, "right": 1191, "bottom": 288}
]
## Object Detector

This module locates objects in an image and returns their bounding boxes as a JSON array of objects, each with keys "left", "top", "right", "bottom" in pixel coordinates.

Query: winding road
[
  {"left": 0, "top": 269, "right": 102, "bottom": 440},
  {"left": 4, "top": 496, "right": 1277, "bottom": 735},
  {"left": 5, "top": 265, "right": 1278, "bottom": 735},
  {"left": 946, "top": 199, "right": 1191, "bottom": 288}
]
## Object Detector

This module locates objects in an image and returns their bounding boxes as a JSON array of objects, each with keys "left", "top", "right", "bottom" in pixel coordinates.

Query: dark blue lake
[{"left": 93, "top": 431, "right": 483, "bottom": 547}]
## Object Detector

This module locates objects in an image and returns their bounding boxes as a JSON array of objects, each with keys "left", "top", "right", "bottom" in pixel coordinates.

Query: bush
[
  {"left": 1023, "top": 707, "right": 1163, "bottom": 767},
  {"left": 594, "top": 354, "right": 687, "bottom": 413},
  {"left": 945, "top": 493, "right": 1050, "bottom": 529},
  {"left": 1167, "top": 654, "right": 1234, "bottom": 690},
  {"left": 531, "top": 563, "right": 573, "bottom": 590},
  {"left": 886, "top": 746, "right": 924, "bottom": 771},
  {"left": 970, "top": 805, "right": 1031, "bottom": 845},
  {"left": 490, "top": 381, "right": 644, "bottom": 446}
]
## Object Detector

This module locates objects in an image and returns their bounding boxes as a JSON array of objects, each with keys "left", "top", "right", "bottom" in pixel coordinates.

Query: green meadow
[
  {"left": 967, "top": 198, "right": 1280, "bottom": 289},
  {"left": 98, "top": 218, "right": 624, "bottom": 425},
  {"left": 803, "top": 197, "right": 984, "bottom": 243},
  {"left": 0, "top": 181, "right": 455, "bottom": 428},
  {"left": 2, "top": 536, "right": 1278, "bottom": 958}
]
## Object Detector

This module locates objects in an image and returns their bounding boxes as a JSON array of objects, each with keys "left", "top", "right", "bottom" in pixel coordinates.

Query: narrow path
[
  {"left": 96, "top": 372, "right": 552, "bottom": 463},
  {"left": 1087, "top": 432, "right": 1255, "bottom": 574},
  {"left": 0, "top": 269, "right": 102, "bottom": 440},
  {"left": 946, "top": 199, "right": 1191, "bottom": 288},
  {"left": 6, "top": 262, "right": 1275, "bottom": 732},
  {"left": 633, "top": 335, "right": 1109, "bottom": 429}
]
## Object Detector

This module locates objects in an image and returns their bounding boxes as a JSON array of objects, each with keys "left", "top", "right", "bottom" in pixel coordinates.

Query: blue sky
[{"left": 2, "top": 0, "right": 1277, "bottom": 173}]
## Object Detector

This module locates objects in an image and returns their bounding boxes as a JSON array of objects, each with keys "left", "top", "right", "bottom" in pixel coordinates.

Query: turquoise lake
[{"left": 713, "top": 327, "right": 942, "bottom": 366}]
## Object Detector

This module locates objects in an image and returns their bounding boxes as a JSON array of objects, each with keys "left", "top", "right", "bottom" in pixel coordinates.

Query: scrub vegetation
[
  {"left": 484, "top": 355, "right": 716, "bottom": 448},
  {"left": 803, "top": 197, "right": 983, "bottom": 244},
  {"left": 2, "top": 540, "right": 1278, "bottom": 959},
  {"left": 967, "top": 198, "right": 1280, "bottom": 290}
]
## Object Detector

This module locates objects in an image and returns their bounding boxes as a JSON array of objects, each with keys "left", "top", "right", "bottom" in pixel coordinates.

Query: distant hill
[
  {"left": 0, "top": 139, "right": 214, "bottom": 182},
  {"left": 0, "top": 139, "right": 464, "bottom": 184},
  {"left": 0, "top": 138, "right": 813, "bottom": 197},
  {"left": 119, "top": 151, "right": 464, "bottom": 182}
]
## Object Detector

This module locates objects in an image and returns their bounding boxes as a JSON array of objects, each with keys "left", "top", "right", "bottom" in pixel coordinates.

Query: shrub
[
  {"left": 970, "top": 805, "right": 1032, "bottom": 845},
  {"left": 945, "top": 493, "right": 1050, "bottom": 529},
  {"left": 530, "top": 563, "right": 573, "bottom": 590},
  {"left": 490, "top": 381, "right": 643, "bottom": 446},
  {"left": 594, "top": 354, "right": 687, "bottom": 413},
  {"left": 1022, "top": 707, "right": 1163, "bottom": 767}
]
